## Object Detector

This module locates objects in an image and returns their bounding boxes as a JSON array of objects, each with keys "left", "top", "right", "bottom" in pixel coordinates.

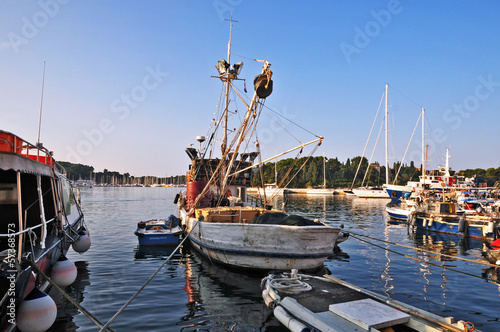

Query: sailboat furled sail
[{"left": 176, "top": 18, "right": 340, "bottom": 271}]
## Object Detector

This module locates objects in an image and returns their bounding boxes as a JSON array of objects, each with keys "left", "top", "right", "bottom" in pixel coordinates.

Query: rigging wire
[
  {"left": 231, "top": 81, "right": 321, "bottom": 139},
  {"left": 393, "top": 112, "right": 422, "bottom": 184},
  {"left": 351, "top": 90, "right": 385, "bottom": 188},
  {"left": 361, "top": 112, "right": 385, "bottom": 187}
]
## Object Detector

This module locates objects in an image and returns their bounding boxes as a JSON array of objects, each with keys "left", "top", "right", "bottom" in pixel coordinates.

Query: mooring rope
[
  {"left": 21, "top": 258, "right": 115, "bottom": 331},
  {"left": 264, "top": 276, "right": 312, "bottom": 294},
  {"left": 349, "top": 233, "right": 492, "bottom": 281},
  {"left": 98, "top": 220, "right": 199, "bottom": 332},
  {"left": 349, "top": 231, "right": 493, "bottom": 267}
]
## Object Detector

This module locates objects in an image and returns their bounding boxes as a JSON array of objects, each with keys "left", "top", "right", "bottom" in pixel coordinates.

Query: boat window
[
  {"left": 440, "top": 204, "right": 450, "bottom": 214},
  {"left": 0, "top": 183, "right": 17, "bottom": 205}
]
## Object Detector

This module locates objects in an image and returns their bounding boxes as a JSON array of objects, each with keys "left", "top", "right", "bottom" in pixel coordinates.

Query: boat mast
[
  {"left": 421, "top": 107, "right": 425, "bottom": 176},
  {"left": 222, "top": 15, "right": 236, "bottom": 155},
  {"left": 385, "top": 83, "right": 389, "bottom": 185},
  {"left": 323, "top": 152, "right": 326, "bottom": 188}
]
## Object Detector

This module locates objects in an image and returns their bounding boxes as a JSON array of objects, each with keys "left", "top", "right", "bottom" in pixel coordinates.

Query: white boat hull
[
  {"left": 351, "top": 188, "right": 389, "bottom": 198},
  {"left": 181, "top": 211, "right": 340, "bottom": 271},
  {"left": 306, "top": 188, "right": 336, "bottom": 195}
]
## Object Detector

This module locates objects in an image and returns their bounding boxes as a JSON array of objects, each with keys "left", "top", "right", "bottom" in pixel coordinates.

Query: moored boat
[
  {"left": 177, "top": 19, "right": 340, "bottom": 271},
  {"left": 0, "top": 130, "right": 90, "bottom": 331},
  {"left": 134, "top": 215, "right": 182, "bottom": 247},
  {"left": 262, "top": 271, "right": 479, "bottom": 332},
  {"left": 411, "top": 198, "right": 500, "bottom": 241}
]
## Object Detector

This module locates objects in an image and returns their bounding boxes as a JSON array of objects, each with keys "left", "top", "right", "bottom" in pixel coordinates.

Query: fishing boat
[
  {"left": 410, "top": 198, "right": 500, "bottom": 241},
  {"left": 0, "top": 130, "right": 90, "bottom": 331},
  {"left": 262, "top": 271, "right": 479, "bottom": 332},
  {"left": 176, "top": 19, "right": 340, "bottom": 271},
  {"left": 134, "top": 215, "right": 182, "bottom": 247}
]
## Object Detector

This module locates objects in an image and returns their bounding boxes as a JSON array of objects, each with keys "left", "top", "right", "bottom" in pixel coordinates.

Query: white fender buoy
[
  {"left": 488, "top": 221, "right": 494, "bottom": 234},
  {"left": 17, "top": 288, "right": 57, "bottom": 332},
  {"left": 422, "top": 218, "right": 427, "bottom": 227},
  {"left": 51, "top": 256, "right": 77, "bottom": 287},
  {"left": 72, "top": 230, "right": 91, "bottom": 253},
  {"left": 428, "top": 218, "right": 433, "bottom": 227}
]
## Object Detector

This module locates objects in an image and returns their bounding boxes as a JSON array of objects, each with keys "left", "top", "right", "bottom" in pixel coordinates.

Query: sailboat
[
  {"left": 306, "top": 153, "right": 335, "bottom": 195},
  {"left": 176, "top": 19, "right": 340, "bottom": 271},
  {"left": 349, "top": 84, "right": 390, "bottom": 199}
]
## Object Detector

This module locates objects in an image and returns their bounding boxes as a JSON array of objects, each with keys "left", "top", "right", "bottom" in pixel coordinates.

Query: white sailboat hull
[
  {"left": 306, "top": 188, "right": 336, "bottom": 195},
  {"left": 351, "top": 187, "right": 389, "bottom": 198},
  {"left": 181, "top": 211, "right": 340, "bottom": 271}
]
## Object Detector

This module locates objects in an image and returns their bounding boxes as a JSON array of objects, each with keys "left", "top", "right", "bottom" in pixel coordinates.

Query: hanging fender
[{"left": 458, "top": 217, "right": 468, "bottom": 234}]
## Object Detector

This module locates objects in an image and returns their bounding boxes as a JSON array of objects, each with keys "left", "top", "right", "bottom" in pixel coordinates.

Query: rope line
[
  {"left": 349, "top": 234, "right": 490, "bottom": 281},
  {"left": 99, "top": 221, "right": 199, "bottom": 331},
  {"left": 21, "top": 258, "right": 115, "bottom": 331},
  {"left": 349, "top": 231, "right": 492, "bottom": 266}
]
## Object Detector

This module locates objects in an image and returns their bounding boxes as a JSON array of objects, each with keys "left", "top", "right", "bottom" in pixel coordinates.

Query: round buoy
[
  {"left": 51, "top": 256, "right": 77, "bottom": 287},
  {"left": 72, "top": 231, "right": 91, "bottom": 253},
  {"left": 17, "top": 288, "right": 57, "bottom": 332}
]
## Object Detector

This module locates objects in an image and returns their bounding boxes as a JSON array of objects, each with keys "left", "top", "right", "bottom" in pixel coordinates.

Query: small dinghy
[
  {"left": 134, "top": 215, "right": 183, "bottom": 247},
  {"left": 262, "top": 270, "right": 478, "bottom": 332}
]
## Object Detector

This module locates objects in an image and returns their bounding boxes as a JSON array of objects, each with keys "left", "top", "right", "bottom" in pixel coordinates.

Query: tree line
[
  {"left": 251, "top": 156, "right": 500, "bottom": 188},
  {"left": 58, "top": 162, "right": 185, "bottom": 186},
  {"left": 59, "top": 158, "right": 500, "bottom": 188}
]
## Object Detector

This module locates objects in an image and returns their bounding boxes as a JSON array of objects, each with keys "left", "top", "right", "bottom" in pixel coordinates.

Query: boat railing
[
  {"left": 0, "top": 130, "right": 56, "bottom": 169},
  {"left": 0, "top": 217, "right": 57, "bottom": 238},
  {"left": 247, "top": 194, "right": 265, "bottom": 208}
]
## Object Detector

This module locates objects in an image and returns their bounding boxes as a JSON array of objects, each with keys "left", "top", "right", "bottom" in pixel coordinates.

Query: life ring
[{"left": 151, "top": 226, "right": 163, "bottom": 230}]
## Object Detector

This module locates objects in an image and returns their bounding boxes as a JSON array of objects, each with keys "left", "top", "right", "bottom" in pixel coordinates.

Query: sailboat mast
[
  {"left": 323, "top": 152, "right": 326, "bottom": 188},
  {"left": 384, "top": 83, "right": 389, "bottom": 185},
  {"left": 421, "top": 107, "right": 425, "bottom": 173}
]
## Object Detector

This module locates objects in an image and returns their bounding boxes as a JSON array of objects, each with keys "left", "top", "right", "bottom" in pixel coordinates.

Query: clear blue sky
[{"left": 1, "top": 1, "right": 499, "bottom": 177}]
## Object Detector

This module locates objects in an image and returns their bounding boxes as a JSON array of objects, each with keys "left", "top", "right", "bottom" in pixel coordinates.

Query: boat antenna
[{"left": 37, "top": 61, "right": 46, "bottom": 147}]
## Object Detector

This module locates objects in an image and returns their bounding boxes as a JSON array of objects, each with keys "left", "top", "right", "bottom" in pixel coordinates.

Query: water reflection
[
  {"left": 134, "top": 245, "right": 177, "bottom": 260},
  {"left": 178, "top": 246, "right": 284, "bottom": 331}
]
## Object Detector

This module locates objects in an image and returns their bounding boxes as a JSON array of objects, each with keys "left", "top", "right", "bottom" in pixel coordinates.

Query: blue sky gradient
[{"left": 1, "top": 1, "right": 499, "bottom": 176}]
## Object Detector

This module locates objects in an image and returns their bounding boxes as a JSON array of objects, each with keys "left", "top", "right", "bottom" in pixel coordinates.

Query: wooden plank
[{"left": 329, "top": 298, "right": 410, "bottom": 330}]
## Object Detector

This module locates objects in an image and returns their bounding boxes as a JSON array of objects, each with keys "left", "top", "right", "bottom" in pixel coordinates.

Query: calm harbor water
[{"left": 50, "top": 187, "right": 500, "bottom": 331}]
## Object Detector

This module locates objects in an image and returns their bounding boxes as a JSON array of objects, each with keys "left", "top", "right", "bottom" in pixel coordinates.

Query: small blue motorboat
[{"left": 134, "top": 215, "right": 183, "bottom": 246}]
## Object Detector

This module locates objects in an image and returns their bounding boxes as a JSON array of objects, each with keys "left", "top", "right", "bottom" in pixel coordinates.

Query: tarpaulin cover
[{"left": 251, "top": 212, "right": 324, "bottom": 226}]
